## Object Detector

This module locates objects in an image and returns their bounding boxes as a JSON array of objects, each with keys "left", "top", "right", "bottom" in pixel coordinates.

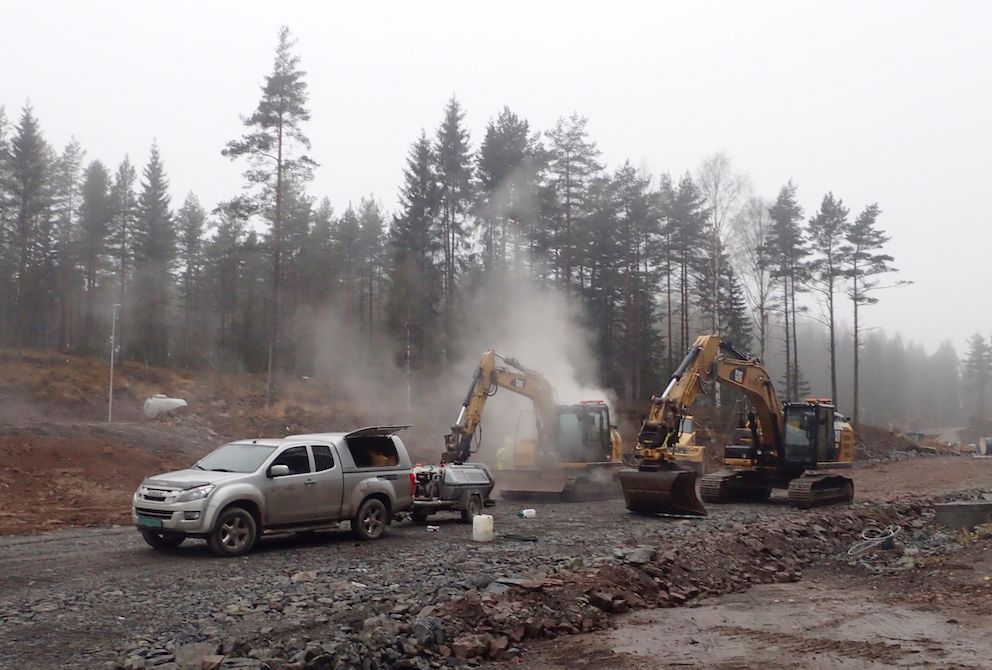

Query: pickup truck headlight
[{"left": 177, "top": 484, "right": 215, "bottom": 502}]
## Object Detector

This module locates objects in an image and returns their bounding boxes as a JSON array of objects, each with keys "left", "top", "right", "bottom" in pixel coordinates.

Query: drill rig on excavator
[
  {"left": 443, "top": 350, "right": 625, "bottom": 499},
  {"left": 620, "top": 335, "right": 855, "bottom": 516}
]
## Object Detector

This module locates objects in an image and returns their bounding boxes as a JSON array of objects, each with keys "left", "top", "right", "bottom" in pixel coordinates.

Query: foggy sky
[{"left": 3, "top": 0, "right": 989, "bottom": 354}]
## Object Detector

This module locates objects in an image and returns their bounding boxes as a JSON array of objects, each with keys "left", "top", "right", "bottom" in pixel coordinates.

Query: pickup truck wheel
[
  {"left": 139, "top": 529, "right": 185, "bottom": 550},
  {"left": 411, "top": 509, "right": 430, "bottom": 524},
  {"left": 460, "top": 494, "right": 483, "bottom": 523},
  {"left": 352, "top": 498, "right": 388, "bottom": 541},
  {"left": 208, "top": 507, "right": 257, "bottom": 557}
]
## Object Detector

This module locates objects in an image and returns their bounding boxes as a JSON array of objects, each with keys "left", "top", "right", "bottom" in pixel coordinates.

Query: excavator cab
[
  {"left": 782, "top": 402, "right": 836, "bottom": 468},
  {"left": 556, "top": 402, "right": 613, "bottom": 462}
]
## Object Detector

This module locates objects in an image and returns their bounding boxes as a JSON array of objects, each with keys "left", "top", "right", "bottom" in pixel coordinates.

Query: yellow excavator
[
  {"left": 620, "top": 335, "right": 855, "bottom": 516},
  {"left": 443, "top": 350, "right": 625, "bottom": 498}
]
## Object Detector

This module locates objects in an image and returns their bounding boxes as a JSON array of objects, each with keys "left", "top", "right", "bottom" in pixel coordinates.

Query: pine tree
[
  {"left": 131, "top": 143, "right": 175, "bottom": 365},
  {"left": 767, "top": 181, "right": 807, "bottom": 400},
  {"left": 842, "top": 203, "right": 902, "bottom": 425},
  {"left": 176, "top": 192, "right": 206, "bottom": 366},
  {"left": 223, "top": 26, "right": 315, "bottom": 402},
  {"left": 7, "top": 105, "right": 50, "bottom": 347},
  {"left": 807, "top": 192, "right": 850, "bottom": 405}
]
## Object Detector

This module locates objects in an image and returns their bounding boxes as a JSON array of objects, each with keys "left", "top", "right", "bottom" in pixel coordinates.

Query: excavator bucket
[{"left": 619, "top": 467, "right": 707, "bottom": 516}]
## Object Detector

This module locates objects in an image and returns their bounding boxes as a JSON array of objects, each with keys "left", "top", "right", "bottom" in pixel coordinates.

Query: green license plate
[{"left": 137, "top": 515, "right": 163, "bottom": 528}]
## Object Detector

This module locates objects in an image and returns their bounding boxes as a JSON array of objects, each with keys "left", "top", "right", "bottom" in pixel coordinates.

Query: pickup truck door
[
  {"left": 309, "top": 444, "right": 344, "bottom": 521},
  {"left": 264, "top": 445, "right": 317, "bottom": 525}
]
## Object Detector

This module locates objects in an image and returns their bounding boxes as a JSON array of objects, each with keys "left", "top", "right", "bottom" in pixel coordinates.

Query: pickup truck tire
[
  {"left": 460, "top": 494, "right": 484, "bottom": 523},
  {"left": 139, "top": 529, "right": 185, "bottom": 550},
  {"left": 352, "top": 498, "right": 388, "bottom": 541},
  {"left": 208, "top": 506, "right": 258, "bottom": 557}
]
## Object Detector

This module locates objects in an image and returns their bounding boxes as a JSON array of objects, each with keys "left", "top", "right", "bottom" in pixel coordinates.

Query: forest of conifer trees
[{"left": 0, "top": 27, "right": 983, "bottom": 432}]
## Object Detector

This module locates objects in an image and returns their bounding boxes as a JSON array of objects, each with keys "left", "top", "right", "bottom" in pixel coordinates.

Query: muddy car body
[{"left": 132, "top": 426, "right": 414, "bottom": 556}]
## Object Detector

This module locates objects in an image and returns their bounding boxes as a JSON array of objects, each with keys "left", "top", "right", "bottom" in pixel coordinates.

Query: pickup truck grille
[{"left": 134, "top": 507, "right": 174, "bottom": 520}]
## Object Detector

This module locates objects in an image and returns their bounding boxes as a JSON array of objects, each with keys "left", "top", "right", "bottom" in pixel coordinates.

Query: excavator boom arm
[{"left": 443, "top": 350, "right": 557, "bottom": 464}]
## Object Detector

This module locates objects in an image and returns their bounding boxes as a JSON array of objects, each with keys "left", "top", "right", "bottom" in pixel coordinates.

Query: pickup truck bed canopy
[{"left": 344, "top": 425, "right": 411, "bottom": 439}]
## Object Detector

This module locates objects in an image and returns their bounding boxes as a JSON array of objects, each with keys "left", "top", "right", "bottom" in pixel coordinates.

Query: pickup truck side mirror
[{"left": 268, "top": 464, "right": 290, "bottom": 478}]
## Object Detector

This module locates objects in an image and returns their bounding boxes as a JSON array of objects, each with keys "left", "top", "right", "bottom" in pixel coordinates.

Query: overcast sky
[{"left": 3, "top": 1, "right": 989, "bottom": 354}]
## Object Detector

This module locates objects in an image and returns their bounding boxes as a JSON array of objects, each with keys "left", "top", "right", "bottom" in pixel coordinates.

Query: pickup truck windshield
[{"left": 196, "top": 443, "right": 277, "bottom": 473}]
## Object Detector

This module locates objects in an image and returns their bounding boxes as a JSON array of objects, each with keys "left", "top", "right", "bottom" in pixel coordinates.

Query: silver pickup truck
[{"left": 132, "top": 426, "right": 414, "bottom": 556}]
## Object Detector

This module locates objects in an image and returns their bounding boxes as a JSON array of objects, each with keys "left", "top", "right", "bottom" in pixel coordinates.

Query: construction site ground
[{"left": 2, "top": 353, "right": 992, "bottom": 669}]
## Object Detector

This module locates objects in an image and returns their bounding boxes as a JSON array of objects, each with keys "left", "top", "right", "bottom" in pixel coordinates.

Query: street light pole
[{"left": 108, "top": 304, "right": 121, "bottom": 423}]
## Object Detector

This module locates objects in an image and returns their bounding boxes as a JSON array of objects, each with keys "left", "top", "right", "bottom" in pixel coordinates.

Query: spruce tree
[
  {"left": 78, "top": 160, "right": 111, "bottom": 352},
  {"left": 545, "top": 113, "right": 602, "bottom": 290},
  {"left": 0, "top": 107, "right": 12, "bottom": 333},
  {"left": 176, "top": 192, "right": 206, "bottom": 366},
  {"left": 7, "top": 105, "right": 49, "bottom": 347},
  {"left": 386, "top": 132, "right": 441, "bottom": 399},
  {"left": 131, "top": 144, "right": 175, "bottom": 365},
  {"left": 109, "top": 156, "right": 138, "bottom": 354},
  {"left": 434, "top": 96, "right": 473, "bottom": 341},
  {"left": 964, "top": 333, "right": 991, "bottom": 433},
  {"left": 475, "top": 107, "right": 539, "bottom": 271},
  {"left": 51, "top": 139, "right": 85, "bottom": 350},
  {"left": 357, "top": 196, "right": 385, "bottom": 342}
]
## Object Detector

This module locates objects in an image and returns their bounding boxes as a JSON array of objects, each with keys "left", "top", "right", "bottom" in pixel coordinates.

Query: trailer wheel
[{"left": 461, "top": 494, "right": 483, "bottom": 523}]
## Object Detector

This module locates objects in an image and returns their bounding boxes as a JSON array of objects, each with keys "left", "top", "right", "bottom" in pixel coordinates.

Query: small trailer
[{"left": 412, "top": 463, "right": 496, "bottom": 523}]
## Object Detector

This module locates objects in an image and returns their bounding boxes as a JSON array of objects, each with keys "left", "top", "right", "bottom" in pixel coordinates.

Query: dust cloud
[{"left": 305, "top": 273, "right": 615, "bottom": 466}]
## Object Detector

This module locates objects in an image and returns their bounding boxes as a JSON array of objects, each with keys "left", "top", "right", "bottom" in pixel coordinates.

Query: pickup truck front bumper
[{"left": 132, "top": 495, "right": 216, "bottom": 535}]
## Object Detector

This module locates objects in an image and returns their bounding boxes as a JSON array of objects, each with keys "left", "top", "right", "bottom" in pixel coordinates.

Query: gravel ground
[
  {"left": 0, "top": 498, "right": 793, "bottom": 670},
  {"left": 2, "top": 456, "right": 988, "bottom": 670}
]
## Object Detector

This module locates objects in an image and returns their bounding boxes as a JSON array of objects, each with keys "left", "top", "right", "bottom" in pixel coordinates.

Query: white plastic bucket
[{"left": 472, "top": 514, "right": 494, "bottom": 542}]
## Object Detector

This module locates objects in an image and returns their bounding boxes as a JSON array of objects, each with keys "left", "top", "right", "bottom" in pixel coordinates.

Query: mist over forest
[{"left": 0, "top": 26, "right": 987, "bottom": 437}]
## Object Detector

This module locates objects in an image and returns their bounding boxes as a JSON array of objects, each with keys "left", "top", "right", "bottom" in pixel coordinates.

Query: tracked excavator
[
  {"left": 444, "top": 350, "right": 625, "bottom": 498},
  {"left": 619, "top": 335, "right": 855, "bottom": 516}
]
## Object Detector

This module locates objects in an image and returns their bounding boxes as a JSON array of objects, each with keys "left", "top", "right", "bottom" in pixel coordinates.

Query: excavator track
[
  {"left": 700, "top": 469, "right": 773, "bottom": 504},
  {"left": 787, "top": 474, "right": 854, "bottom": 509},
  {"left": 700, "top": 472, "right": 730, "bottom": 503}
]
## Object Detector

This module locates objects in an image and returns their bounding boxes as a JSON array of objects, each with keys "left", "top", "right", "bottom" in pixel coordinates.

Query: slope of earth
[{"left": 0, "top": 350, "right": 371, "bottom": 534}]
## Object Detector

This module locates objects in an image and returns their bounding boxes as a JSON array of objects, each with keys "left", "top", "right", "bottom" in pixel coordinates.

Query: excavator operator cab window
[
  {"left": 784, "top": 405, "right": 835, "bottom": 466},
  {"left": 557, "top": 405, "right": 610, "bottom": 462},
  {"left": 783, "top": 406, "right": 817, "bottom": 467}
]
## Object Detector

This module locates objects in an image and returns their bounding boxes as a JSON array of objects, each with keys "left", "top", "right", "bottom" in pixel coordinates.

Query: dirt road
[{"left": 1, "top": 456, "right": 989, "bottom": 670}]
